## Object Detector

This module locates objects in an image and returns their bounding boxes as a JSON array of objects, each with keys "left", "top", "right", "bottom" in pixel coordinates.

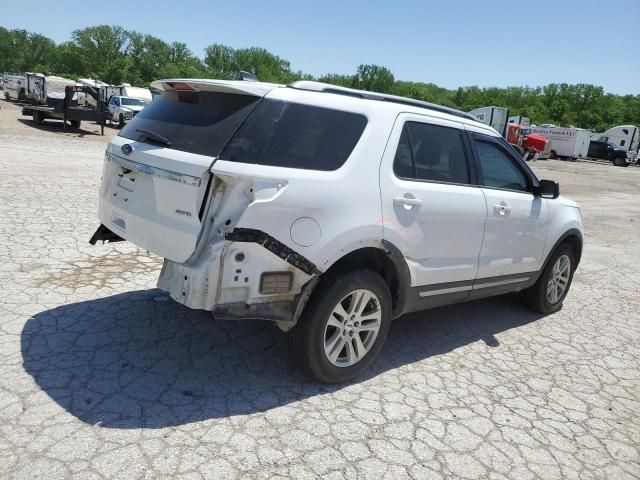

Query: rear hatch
[{"left": 95, "top": 79, "right": 279, "bottom": 263}]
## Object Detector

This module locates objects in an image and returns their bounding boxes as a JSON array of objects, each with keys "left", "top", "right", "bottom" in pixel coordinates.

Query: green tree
[
  {"left": 69, "top": 25, "right": 131, "bottom": 83},
  {"left": 354, "top": 64, "right": 394, "bottom": 93}
]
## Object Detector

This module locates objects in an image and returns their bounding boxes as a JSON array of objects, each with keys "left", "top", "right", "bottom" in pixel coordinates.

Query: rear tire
[
  {"left": 550, "top": 150, "right": 557, "bottom": 159},
  {"left": 521, "top": 243, "right": 576, "bottom": 314},
  {"left": 70, "top": 120, "right": 81, "bottom": 128},
  {"left": 288, "top": 269, "right": 392, "bottom": 383}
]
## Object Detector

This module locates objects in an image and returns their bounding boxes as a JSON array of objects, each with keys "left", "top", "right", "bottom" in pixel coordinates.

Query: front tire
[
  {"left": 289, "top": 270, "right": 392, "bottom": 383},
  {"left": 613, "top": 156, "right": 627, "bottom": 167},
  {"left": 521, "top": 243, "right": 576, "bottom": 314},
  {"left": 118, "top": 113, "right": 125, "bottom": 129}
]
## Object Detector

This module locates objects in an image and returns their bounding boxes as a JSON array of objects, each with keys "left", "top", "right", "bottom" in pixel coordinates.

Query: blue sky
[{"left": 3, "top": 0, "right": 639, "bottom": 94}]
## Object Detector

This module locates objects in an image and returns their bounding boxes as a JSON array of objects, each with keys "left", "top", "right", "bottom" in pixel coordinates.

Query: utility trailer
[{"left": 22, "top": 85, "right": 111, "bottom": 135}]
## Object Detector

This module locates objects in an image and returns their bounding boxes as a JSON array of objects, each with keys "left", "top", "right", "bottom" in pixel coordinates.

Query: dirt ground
[
  {"left": 0, "top": 99, "right": 120, "bottom": 142},
  {"left": 1, "top": 98, "right": 639, "bottom": 479}
]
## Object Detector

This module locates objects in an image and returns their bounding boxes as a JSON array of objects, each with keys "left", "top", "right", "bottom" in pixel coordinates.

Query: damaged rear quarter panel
[{"left": 157, "top": 172, "right": 313, "bottom": 316}]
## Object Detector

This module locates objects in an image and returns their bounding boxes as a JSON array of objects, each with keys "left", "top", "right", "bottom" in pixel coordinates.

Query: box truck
[
  {"left": 531, "top": 126, "right": 591, "bottom": 160},
  {"left": 468, "top": 106, "right": 508, "bottom": 136}
]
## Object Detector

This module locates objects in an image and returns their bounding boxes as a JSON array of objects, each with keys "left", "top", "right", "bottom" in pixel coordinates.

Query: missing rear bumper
[{"left": 89, "top": 224, "right": 124, "bottom": 245}]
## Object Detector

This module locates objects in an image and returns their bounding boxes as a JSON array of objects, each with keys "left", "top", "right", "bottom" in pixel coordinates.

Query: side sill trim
[
  {"left": 419, "top": 285, "right": 472, "bottom": 297},
  {"left": 473, "top": 276, "right": 530, "bottom": 289}
]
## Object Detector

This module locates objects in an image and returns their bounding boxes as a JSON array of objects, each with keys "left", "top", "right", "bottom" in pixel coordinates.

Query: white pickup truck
[{"left": 107, "top": 95, "right": 148, "bottom": 128}]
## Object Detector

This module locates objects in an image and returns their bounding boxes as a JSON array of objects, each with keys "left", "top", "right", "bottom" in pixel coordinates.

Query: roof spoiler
[{"left": 150, "top": 78, "right": 280, "bottom": 97}]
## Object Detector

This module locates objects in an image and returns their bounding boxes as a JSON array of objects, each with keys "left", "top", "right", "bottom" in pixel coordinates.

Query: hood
[
  {"left": 525, "top": 133, "right": 548, "bottom": 142},
  {"left": 120, "top": 104, "right": 145, "bottom": 112}
]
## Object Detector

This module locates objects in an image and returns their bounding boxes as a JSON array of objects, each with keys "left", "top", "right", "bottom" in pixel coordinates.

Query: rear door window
[
  {"left": 119, "top": 90, "right": 261, "bottom": 157},
  {"left": 393, "top": 121, "right": 470, "bottom": 184},
  {"left": 220, "top": 99, "right": 367, "bottom": 171}
]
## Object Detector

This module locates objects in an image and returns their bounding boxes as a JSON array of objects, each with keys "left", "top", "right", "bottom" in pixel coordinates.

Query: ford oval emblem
[{"left": 121, "top": 144, "right": 133, "bottom": 155}]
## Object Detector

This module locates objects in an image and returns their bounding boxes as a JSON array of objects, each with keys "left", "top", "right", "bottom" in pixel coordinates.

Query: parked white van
[{"left": 91, "top": 79, "right": 584, "bottom": 382}]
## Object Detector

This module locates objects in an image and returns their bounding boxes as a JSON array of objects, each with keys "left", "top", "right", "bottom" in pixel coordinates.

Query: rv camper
[
  {"left": 25, "top": 73, "right": 77, "bottom": 106},
  {"left": 468, "top": 106, "right": 509, "bottom": 136},
  {"left": 99, "top": 84, "right": 152, "bottom": 105},
  {"left": 120, "top": 84, "right": 152, "bottom": 103},
  {"left": 3, "top": 73, "right": 27, "bottom": 101}
]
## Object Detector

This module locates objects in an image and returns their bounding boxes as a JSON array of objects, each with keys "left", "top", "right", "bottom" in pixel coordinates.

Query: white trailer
[
  {"left": 509, "top": 115, "right": 530, "bottom": 127},
  {"left": 531, "top": 126, "right": 591, "bottom": 159},
  {"left": 468, "top": 106, "right": 509, "bottom": 136},
  {"left": 592, "top": 125, "right": 639, "bottom": 153},
  {"left": 99, "top": 84, "right": 152, "bottom": 104},
  {"left": 26, "top": 73, "right": 77, "bottom": 106},
  {"left": 120, "top": 83, "right": 152, "bottom": 103},
  {"left": 3, "top": 73, "right": 27, "bottom": 101}
]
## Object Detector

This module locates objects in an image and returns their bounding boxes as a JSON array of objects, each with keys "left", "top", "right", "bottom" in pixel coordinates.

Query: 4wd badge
[{"left": 175, "top": 209, "right": 192, "bottom": 217}]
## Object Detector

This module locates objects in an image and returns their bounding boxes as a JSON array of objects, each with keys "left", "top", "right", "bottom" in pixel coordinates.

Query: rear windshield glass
[
  {"left": 119, "top": 90, "right": 261, "bottom": 157},
  {"left": 220, "top": 99, "right": 367, "bottom": 171}
]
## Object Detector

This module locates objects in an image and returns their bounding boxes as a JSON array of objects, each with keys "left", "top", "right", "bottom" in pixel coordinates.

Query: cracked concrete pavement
[{"left": 1, "top": 100, "right": 639, "bottom": 479}]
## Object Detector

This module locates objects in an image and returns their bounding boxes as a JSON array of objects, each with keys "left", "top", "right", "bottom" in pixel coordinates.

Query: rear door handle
[
  {"left": 394, "top": 196, "right": 422, "bottom": 207},
  {"left": 494, "top": 203, "right": 512, "bottom": 215}
]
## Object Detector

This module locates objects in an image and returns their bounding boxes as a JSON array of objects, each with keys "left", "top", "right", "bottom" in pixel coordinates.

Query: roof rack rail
[{"left": 289, "top": 81, "right": 477, "bottom": 122}]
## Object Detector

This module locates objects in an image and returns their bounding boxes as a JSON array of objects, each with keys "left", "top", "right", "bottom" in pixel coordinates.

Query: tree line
[{"left": 1, "top": 25, "right": 638, "bottom": 133}]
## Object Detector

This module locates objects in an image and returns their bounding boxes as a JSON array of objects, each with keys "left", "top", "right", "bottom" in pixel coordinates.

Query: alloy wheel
[
  {"left": 546, "top": 254, "right": 571, "bottom": 304},
  {"left": 323, "top": 289, "right": 382, "bottom": 367}
]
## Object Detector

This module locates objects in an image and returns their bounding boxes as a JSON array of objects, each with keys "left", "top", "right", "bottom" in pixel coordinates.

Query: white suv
[{"left": 91, "top": 79, "right": 584, "bottom": 383}]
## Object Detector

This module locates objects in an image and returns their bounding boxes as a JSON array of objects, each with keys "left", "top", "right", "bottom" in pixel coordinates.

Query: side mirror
[{"left": 534, "top": 179, "right": 560, "bottom": 199}]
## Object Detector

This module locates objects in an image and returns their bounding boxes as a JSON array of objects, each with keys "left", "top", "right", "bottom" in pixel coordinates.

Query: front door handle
[
  {"left": 394, "top": 196, "right": 422, "bottom": 208},
  {"left": 494, "top": 203, "right": 512, "bottom": 215}
]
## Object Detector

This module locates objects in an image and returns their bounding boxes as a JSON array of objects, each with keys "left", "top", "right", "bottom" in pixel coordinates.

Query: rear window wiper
[{"left": 136, "top": 128, "right": 173, "bottom": 147}]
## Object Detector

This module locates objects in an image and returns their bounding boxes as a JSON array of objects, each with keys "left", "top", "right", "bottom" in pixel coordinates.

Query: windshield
[
  {"left": 119, "top": 90, "right": 261, "bottom": 157},
  {"left": 121, "top": 97, "right": 146, "bottom": 106}
]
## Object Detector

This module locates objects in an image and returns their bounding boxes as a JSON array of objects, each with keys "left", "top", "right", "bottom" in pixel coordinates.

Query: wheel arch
[
  {"left": 313, "top": 241, "right": 411, "bottom": 319},
  {"left": 540, "top": 228, "right": 583, "bottom": 275}
]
